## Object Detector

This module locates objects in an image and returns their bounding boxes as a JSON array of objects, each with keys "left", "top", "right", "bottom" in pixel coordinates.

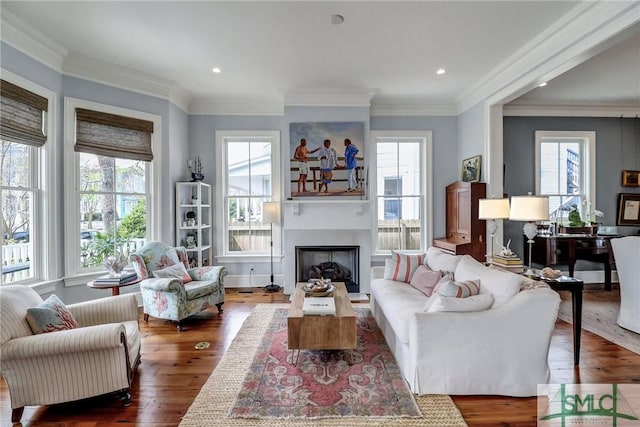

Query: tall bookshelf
[{"left": 175, "top": 182, "right": 212, "bottom": 268}]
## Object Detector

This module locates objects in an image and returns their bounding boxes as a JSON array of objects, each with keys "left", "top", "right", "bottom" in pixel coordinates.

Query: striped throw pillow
[
  {"left": 434, "top": 278, "right": 480, "bottom": 298},
  {"left": 385, "top": 251, "right": 426, "bottom": 283}
]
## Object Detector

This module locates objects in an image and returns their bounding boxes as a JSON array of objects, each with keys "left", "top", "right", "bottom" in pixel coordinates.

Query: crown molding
[
  {"left": 370, "top": 98, "right": 457, "bottom": 116},
  {"left": 283, "top": 91, "right": 374, "bottom": 107},
  {"left": 457, "top": 1, "right": 640, "bottom": 113},
  {"left": 1, "top": 9, "right": 192, "bottom": 112},
  {"left": 504, "top": 103, "right": 640, "bottom": 117},
  {"left": 0, "top": 8, "right": 67, "bottom": 72},
  {"left": 189, "top": 96, "right": 284, "bottom": 116},
  {"left": 63, "top": 52, "right": 191, "bottom": 112},
  {"left": 168, "top": 87, "right": 191, "bottom": 114}
]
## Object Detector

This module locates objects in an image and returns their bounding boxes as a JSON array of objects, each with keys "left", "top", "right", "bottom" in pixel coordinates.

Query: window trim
[
  {"left": 370, "top": 130, "right": 433, "bottom": 256},
  {"left": 534, "top": 130, "right": 596, "bottom": 213},
  {"left": 215, "top": 130, "right": 281, "bottom": 263},
  {"left": 0, "top": 69, "right": 57, "bottom": 288},
  {"left": 63, "top": 97, "right": 162, "bottom": 284}
]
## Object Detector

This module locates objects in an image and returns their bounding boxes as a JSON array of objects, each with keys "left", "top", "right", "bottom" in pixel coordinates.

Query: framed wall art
[
  {"left": 289, "top": 122, "right": 365, "bottom": 198},
  {"left": 617, "top": 193, "right": 640, "bottom": 226},
  {"left": 461, "top": 155, "right": 481, "bottom": 183},
  {"left": 622, "top": 170, "right": 640, "bottom": 187}
]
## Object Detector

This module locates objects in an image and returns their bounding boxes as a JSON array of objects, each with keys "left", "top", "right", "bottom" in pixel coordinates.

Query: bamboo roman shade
[
  {"left": 0, "top": 79, "right": 48, "bottom": 147},
  {"left": 75, "top": 108, "right": 154, "bottom": 161}
]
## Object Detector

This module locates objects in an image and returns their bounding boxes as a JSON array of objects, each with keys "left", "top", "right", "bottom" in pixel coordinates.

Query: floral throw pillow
[
  {"left": 153, "top": 263, "right": 193, "bottom": 283},
  {"left": 188, "top": 266, "right": 216, "bottom": 281},
  {"left": 26, "top": 294, "right": 79, "bottom": 334}
]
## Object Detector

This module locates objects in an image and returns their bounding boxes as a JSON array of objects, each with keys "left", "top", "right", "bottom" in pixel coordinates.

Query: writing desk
[{"left": 525, "top": 234, "right": 617, "bottom": 291}]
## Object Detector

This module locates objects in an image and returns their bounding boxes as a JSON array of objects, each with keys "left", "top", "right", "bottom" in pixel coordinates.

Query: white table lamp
[
  {"left": 262, "top": 201, "right": 280, "bottom": 292},
  {"left": 509, "top": 195, "right": 549, "bottom": 276},
  {"left": 478, "top": 198, "right": 510, "bottom": 264}
]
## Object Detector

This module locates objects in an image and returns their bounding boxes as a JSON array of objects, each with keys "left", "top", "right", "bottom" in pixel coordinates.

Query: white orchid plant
[
  {"left": 582, "top": 200, "right": 604, "bottom": 224},
  {"left": 592, "top": 209, "right": 604, "bottom": 224}
]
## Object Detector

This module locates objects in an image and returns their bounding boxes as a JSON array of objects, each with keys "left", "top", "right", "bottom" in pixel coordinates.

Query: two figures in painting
[{"left": 290, "top": 122, "right": 364, "bottom": 197}]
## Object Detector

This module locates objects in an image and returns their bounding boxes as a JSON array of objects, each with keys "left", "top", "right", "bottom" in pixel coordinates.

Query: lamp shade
[
  {"left": 262, "top": 201, "right": 280, "bottom": 224},
  {"left": 478, "top": 198, "right": 510, "bottom": 219},
  {"left": 509, "top": 195, "right": 549, "bottom": 221}
]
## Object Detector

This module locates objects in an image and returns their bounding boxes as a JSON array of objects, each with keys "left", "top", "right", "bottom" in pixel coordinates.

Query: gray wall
[
  {"left": 457, "top": 102, "right": 486, "bottom": 181},
  {"left": 503, "top": 115, "right": 640, "bottom": 264}
]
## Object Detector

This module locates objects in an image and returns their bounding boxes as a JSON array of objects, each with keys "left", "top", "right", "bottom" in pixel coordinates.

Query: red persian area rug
[{"left": 228, "top": 307, "right": 422, "bottom": 420}]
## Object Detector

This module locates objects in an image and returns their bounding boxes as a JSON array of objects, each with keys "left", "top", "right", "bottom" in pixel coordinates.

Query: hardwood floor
[{"left": 2, "top": 286, "right": 638, "bottom": 426}]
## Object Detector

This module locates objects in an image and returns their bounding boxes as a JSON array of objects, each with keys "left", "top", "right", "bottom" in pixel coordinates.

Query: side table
[
  {"left": 540, "top": 275, "right": 584, "bottom": 366},
  {"left": 87, "top": 277, "right": 141, "bottom": 296}
]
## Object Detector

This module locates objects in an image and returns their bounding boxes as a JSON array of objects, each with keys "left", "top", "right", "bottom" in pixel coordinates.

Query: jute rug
[
  {"left": 179, "top": 304, "right": 467, "bottom": 427},
  {"left": 557, "top": 288, "right": 640, "bottom": 355}
]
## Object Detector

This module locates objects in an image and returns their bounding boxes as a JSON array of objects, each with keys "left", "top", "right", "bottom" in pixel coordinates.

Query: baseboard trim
[{"left": 224, "top": 274, "right": 284, "bottom": 288}]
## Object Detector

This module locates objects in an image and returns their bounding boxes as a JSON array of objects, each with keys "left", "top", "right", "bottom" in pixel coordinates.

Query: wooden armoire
[{"left": 433, "top": 181, "right": 486, "bottom": 262}]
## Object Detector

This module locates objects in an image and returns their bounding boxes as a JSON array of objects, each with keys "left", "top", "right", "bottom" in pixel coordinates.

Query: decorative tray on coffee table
[{"left": 302, "top": 281, "right": 336, "bottom": 297}]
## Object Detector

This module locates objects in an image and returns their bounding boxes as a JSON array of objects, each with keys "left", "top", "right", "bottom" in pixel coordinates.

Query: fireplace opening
[{"left": 295, "top": 246, "right": 359, "bottom": 293}]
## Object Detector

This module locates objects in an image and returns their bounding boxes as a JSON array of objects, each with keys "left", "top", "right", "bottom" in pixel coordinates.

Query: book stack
[
  {"left": 490, "top": 254, "right": 525, "bottom": 274},
  {"left": 93, "top": 271, "right": 138, "bottom": 286},
  {"left": 302, "top": 296, "right": 336, "bottom": 316}
]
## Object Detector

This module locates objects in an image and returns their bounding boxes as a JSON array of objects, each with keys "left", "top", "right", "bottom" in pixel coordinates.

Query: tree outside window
[{"left": 78, "top": 153, "right": 147, "bottom": 268}]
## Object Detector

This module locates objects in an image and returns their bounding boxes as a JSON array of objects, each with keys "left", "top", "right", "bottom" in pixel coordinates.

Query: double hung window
[
  {"left": 65, "top": 100, "right": 159, "bottom": 276},
  {"left": 535, "top": 131, "right": 596, "bottom": 222},
  {"left": 0, "top": 78, "right": 51, "bottom": 285},
  {"left": 215, "top": 130, "right": 280, "bottom": 258},
  {"left": 371, "top": 131, "right": 432, "bottom": 253}
]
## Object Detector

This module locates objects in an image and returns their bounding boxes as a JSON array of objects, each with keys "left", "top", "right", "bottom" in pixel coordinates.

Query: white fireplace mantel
[
  {"left": 282, "top": 199, "right": 373, "bottom": 295},
  {"left": 283, "top": 199, "right": 372, "bottom": 230}
]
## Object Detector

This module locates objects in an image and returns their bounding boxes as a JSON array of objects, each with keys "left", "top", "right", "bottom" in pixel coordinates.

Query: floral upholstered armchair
[{"left": 130, "top": 241, "right": 227, "bottom": 331}]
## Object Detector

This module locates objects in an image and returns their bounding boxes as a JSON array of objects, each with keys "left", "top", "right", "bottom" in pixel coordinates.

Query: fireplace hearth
[{"left": 296, "top": 246, "right": 359, "bottom": 293}]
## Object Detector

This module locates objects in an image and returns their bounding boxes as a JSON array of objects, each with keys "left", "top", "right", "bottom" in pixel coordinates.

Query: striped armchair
[{"left": 0, "top": 286, "right": 141, "bottom": 423}]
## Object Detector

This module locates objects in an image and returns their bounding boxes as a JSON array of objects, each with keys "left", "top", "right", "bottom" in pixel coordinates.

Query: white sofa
[{"left": 370, "top": 247, "right": 560, "bottom": 397}]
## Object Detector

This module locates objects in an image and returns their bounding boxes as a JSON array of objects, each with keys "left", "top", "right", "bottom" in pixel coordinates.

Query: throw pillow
[
  {"left": 425, "top": 247, "right": 462, "bottom": 273},
  {"left": 434, "top": 278, "right": 480, "bottom": 298},
  {"left": 454, "top": 255, "right": 521, "bottom": 308},
  {"left": 188, "top": 266, "right": 219, "bottom": 281},
  {"left": 408, "top": 265, "right": 442, "bottom": 297},
  {"left": 425, "top": 293, "right": 495, "bottom": 313},
  {"left": 153, "top": 263, "right": 193, "bottom": 283},
  {"left": 383, "top": 258, "right": 399, "bottom": 281},
  {"left": 26, "top": 294, "right": 79, "bottom": 334},
  {"left": 385, "top": 250, "right": 426, "bottom": 283}
]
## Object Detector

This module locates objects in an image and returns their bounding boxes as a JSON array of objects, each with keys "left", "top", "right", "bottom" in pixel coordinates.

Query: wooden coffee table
[{"left": 288, "top": 282, "right": 357, "bottom": 364}]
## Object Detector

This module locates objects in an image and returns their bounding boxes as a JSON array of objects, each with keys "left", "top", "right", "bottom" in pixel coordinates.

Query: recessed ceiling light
[
  {"left": 436, "top": 68, "right": 446, "bottom": 75},
  {"left": 538, "top": 82, "right": 547, "bottom": 87},
  {"left": 212, "top": 67, "right": 221, "bottom": 74},
  {"left": 331, "top": 14, "right": 344, "bottom": 25}
]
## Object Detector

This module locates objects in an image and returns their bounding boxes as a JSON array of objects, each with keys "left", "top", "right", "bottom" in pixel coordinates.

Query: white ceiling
[
  {"left": 2, "top": 1, "right": 639, "bottom": 113},
  {"left": 510, "top": 29, "right": 640, "bottom": 107}
]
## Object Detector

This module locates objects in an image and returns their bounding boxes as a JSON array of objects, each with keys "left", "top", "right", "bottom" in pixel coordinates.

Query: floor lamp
[
  {"left": 509, "top": 195, "right": 549, "bottom": 277},
  {"left": 478, "top": 198, "right": 510, "bottom": 265},
  {"left": 262, "top": 201, "right": 281, "bottom": 292}
]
